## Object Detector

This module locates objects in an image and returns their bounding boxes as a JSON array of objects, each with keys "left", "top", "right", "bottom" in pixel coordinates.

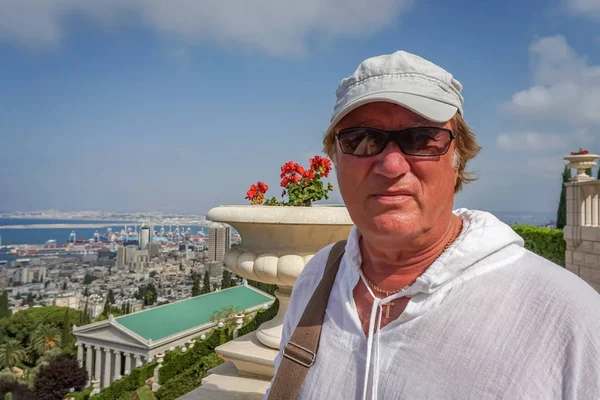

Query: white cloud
[
  {"left": 496, "top": 34, "right": 600, "bottom": 182},
  {"left": 496, "top": 132, "right": 567, "bottom": 152},
  {"left": 502, "top": 35, "right": 600, "bottom": 128},
  {"left": 0, "top": 0, "right": 414, "bottom": 55},
  {"left": 565, "top": 0, "right": 600, "bottom": 16}
]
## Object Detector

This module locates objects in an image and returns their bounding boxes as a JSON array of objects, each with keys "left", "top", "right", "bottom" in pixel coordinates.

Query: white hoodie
[{"left": 266, "top": 209, "right": 600, "bottom": 399}]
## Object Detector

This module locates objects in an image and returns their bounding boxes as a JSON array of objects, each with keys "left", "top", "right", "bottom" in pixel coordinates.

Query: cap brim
[{"left": 326, "top": 92, "right": 458, "bottom": 136}]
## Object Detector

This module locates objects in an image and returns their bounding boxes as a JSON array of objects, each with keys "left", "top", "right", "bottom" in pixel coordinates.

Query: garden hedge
[
  {"left": 159, "top": 328, "right": 229, "bottom": 384},
  {"left": 91, "top": 361, "right": 157, "bottom": 400},
  {"left": 237, "top": 299, "right": 279, "bottom": 338},
  {"left": 155, "top": 353, "right": 222, "bottom": 400},
  {"left": 511, "top": 225, "right": 566, "bottom": 267}
]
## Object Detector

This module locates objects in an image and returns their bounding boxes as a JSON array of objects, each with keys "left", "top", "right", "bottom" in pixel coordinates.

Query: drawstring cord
[{"left": 357, "top": 269, "right": 387, "bottom": 400}]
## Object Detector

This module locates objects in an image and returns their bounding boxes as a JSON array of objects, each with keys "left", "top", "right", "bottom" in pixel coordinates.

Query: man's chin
[{"left": 363, "top": 210, "right": 422, "bottom": 236}]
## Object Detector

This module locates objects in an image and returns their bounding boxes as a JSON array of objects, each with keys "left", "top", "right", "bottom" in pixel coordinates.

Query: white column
[
  {"left": 85, "top": 345, "right": 93, "bottom": 386},
  {"left": 94, "top": 346, "right": 102, "bottom": 382},
  {"left": 124, "top": 353, "right": 132, "bottom": 375},
  {"left": 103, "top": 348, "right": 112, "bottom": 388},
  {"left": 113, "top": 350, "right": 122, "bottom": 381},
  {"left": 134, "top": 354, "right": 141, "bottom": 369},
  {"left": 76, "top": 343, "right": 84, "bottom": 368}
]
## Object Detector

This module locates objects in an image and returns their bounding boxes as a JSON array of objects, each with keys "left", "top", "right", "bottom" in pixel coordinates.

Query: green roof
[{"left": 116, "top": 286, "right": 273, "bottom": 341}]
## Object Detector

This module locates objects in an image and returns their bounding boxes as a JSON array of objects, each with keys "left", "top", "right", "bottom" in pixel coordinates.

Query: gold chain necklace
[{"left": 363, "top": 222, "right": 461, "bottom": 297}]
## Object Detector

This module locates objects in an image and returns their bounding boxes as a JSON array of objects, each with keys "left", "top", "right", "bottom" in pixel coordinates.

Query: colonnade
[{"left": 76, "top": 343, "right": 146, "bottom": 388}]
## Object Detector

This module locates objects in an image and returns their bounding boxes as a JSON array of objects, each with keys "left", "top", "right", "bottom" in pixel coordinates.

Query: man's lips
[
  {"left": 371, "top": 190, "right": 415, "bottom": 203},
  {"left": 372, "top": 190, "right": 415, "bottom": 197}
]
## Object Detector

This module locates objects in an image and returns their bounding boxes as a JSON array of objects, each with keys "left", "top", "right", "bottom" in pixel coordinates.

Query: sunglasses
[{"left": 336, "top": 126, "right": 455, "bottom": 157}]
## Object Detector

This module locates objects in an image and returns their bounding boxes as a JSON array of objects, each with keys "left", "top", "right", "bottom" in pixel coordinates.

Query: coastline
[{"left": 0, "top": 223, "right": 128, "bottom": 230}]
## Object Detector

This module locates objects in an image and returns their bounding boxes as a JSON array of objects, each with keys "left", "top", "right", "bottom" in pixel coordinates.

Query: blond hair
[{"left": 322, "top": 112, "right": 481, "bottom": 193}]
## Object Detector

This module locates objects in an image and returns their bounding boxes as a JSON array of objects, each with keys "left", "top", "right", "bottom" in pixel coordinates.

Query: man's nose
[{"left": 371, "top": 141, "right": 410, "bottom": 178}]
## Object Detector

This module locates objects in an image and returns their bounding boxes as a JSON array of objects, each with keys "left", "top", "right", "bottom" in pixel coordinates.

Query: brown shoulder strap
[{"left": 268, "top": 240, "right": 347, "bottom": 400}]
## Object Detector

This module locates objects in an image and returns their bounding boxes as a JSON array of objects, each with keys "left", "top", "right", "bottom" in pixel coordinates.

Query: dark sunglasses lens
[
  {"left": 338, "top": 128, "right": 387, "bottom": 156},
  {"left": 398, "top": 128, "right": 452, "bottom": 156}
]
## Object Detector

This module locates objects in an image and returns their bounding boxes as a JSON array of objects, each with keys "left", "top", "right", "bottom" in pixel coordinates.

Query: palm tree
[
  {"left": 0, "top": 339, "right": 26, "bottom": 369},
  {"left": 29, "top": 324, "right": 61, "bottom": 355}
]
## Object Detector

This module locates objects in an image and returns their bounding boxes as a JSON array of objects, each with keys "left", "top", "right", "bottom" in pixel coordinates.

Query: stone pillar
[
  {"left": 103, "top": 348, "right": 112, "bottom": 388},
  {"left": 113, "top": 350, "right": 122, "bottom": 381},
  {"left": 124, "top": 353, "right": 132, "bottom": 375},
  {"left": 134, "top": 354, "right": 142, "bottom": 369},
  {"left": 94, "top": 346, "right": 102, "bottom": 382},
  {"left": 85, "top": 345, "right": 93, "bottom": 386},
  {"left": 76, "top": 343, "right": 84, "bottom": 368}
]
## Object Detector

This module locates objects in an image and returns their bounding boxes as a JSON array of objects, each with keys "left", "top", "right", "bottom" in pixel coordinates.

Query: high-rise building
[
  {"left": 139, "top": 223, "right": 151, "bottom": 250},
  {"left": 208, "top": 226, "right": 232, "bottom": 262}
]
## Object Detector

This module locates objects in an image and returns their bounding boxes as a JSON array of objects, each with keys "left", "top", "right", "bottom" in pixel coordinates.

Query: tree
[
  {"left": 126, "top": 301, "right": 131, "bottom": 314},
  {"left": 81, "top": 297, "right": 89, "bottom": 325},
  {"left": 83, "top": 274, "right": 97, "bottom": 285},
  {"left": 29, "top": 324, "right": 61, "bottom": 356},
  {"left": 0, "top": 291, "right": 11, "bottom": 319},
  {"left": 585, "top": 167, "right": 592, "bottom": 177},
  {"left": 24, "top": 293, "right": 35, "bottom": 307},
  {"left": 191, "top": 279, "right": 201, "bottom": 297},
  {"left": 0, "top": 380, "right": 35, "bottom": 400},
  {"left": 202, "top": 271, "right": 211, "bottom": 294},
  {"left": 135, "top": 284, "right": 157, "bottom": 306},
  {"left": 0, "top": 339, "right": 26, "bottom": 369},
  {"left": 82, "top": 287, "right": 89, "bottom": 298},
  {"left": 221, "top": 270, "right": 230, "bottom": 289},
  {"left": 209, "top": 306, "right": 243, "bottom": 334},
  {"left": 556, "top": 164, "right": 571, "bottom": 229},
  {"left": 597, "top": 167, "right": 600, "bottom": 180},
  {"left": 33, "top": 354, "right": 87, "bottom": 400},
  {"left": 60, "top": 309, "right": 72, "bottom": 350},
  {"left": 107, "top": 289, "right": 115, "bottom": 304},
  {"left": 101, "top": 296, "right": 110, "bottom": 318}
]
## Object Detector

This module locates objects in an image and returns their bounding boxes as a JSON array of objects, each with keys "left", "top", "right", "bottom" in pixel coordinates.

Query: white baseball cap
[{"left": 326, "top": 50, "right": 464, "bottom": 136}]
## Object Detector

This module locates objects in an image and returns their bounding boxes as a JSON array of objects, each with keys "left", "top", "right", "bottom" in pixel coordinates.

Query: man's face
[{"left": 334, "top": 102, "right": 458, "bottom": 241}]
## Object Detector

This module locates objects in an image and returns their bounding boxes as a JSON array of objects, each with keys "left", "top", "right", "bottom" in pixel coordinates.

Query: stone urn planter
[
  {"left": 207, "top": 205, "right": 353, "bottom": 349},
  {"left": 564, "top": 154, "right": 600, "bottom": 182}
]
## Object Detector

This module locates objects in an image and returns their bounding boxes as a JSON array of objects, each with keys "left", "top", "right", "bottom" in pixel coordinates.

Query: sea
[{"left": 0, "top": 218, "right": 209, "bottom": 262}]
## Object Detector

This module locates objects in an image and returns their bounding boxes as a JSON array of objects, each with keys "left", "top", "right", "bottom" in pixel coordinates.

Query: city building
[
  {"left": 15, "top": 265, "right": 46, "bottom": 284},
  {"left": 139, "top": 223, "right": 152, "bottom": 251},
  {"left": 73, "top": 285, "right": 273, "bottom": 389},
  {"left": 208, "top": 226, "right": 231, "bottom": 262},
  {"left": 54, "top": 292, "right": 83, "bottom": 310}
]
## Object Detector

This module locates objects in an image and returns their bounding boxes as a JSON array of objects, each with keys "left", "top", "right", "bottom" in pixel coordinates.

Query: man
[{"left": 266, "top": 50, "right": 600, "bottom": 399}]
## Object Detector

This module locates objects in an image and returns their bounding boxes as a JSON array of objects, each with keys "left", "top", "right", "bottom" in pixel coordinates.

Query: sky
[{"left": 1, "top": 0, "right": 599, "bottom": 215}]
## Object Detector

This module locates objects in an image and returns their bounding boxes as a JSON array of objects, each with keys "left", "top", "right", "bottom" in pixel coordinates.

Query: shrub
[
  {"left": 155, "top": 354, "right": 222, "bottom": 400},
  {"left": 0, "top": 380, "right": 35, "bottom": 400},
  {"left": 63, "top": 387, "right": 92, "bottom": 400},
  {"left": 237, "top": 299, "right": 279, "bottom": 338},
  {"left": 511, "top": 225, "right": 566, "bottom": 267},
  {"left": 33, "top": 355, "right": 88, "bottom": 400},
  {"left": 92, "top": 361, "right": 156, "bottom": 400},
  {"left": 159, "top": 328, "right": 229, "bottom": 384}
]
